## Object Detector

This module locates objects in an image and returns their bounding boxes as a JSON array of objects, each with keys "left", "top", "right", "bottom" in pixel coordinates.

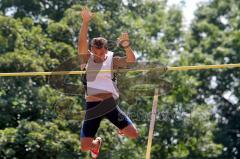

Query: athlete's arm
[
  {"left": 118, "top": 32, "right": 136, "bottom": 64},
  {"left": 113, "top": 32, "right": 136, "bottom": 69},
  {"left": 78, "top": 7, "right": 92, "bottom": 68}
]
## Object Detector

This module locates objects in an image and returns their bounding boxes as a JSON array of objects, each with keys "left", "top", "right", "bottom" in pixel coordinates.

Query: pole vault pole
[{"left": 146, "top": 88, "right": 159, "bottom": 159}]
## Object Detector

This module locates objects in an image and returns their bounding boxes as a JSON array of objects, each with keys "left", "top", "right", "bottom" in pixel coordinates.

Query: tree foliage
[{"left": 0, "top": 0, "right": 238, "bottom": 158}]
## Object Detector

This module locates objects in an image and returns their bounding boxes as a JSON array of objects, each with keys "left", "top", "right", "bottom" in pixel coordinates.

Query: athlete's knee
[
  {"left": 129, "top": 128, "right": 139, "bottom": 139},
  {"left": 122, "top": 125, "right": 139, "bottom": 139},
  {"left": 80, "top": 138, "right": 93, "bottom": 152},
  {"left": 81, "top": 143, "right": 90, "bottom": 152},
  {"left": 81, "top": 146, "right": 89, "bottom": 152}
]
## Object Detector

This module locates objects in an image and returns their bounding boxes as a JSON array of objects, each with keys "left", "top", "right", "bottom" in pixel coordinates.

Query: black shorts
[{"left": 80, "top": 97, "right": 133, "bottom": 138}]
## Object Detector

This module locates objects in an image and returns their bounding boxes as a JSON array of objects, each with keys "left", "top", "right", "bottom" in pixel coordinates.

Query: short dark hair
[{"left": 91, "top": 37, "right": 108, "bottom": 49}]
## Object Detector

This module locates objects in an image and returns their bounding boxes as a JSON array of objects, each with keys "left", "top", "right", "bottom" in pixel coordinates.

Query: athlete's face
[{"left": 91, "top": 46, "right": 107, "bottom": 58}]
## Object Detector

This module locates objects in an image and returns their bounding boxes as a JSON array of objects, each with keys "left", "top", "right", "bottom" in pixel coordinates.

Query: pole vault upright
[
  {"left": 146, "top": 88, "right": 159, "bottom": 159},
  {"left": 144, "top": 77, "right": 172, "bottom": 159}
]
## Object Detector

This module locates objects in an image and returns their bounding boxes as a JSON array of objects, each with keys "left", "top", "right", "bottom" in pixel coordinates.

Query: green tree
[
  {"left": 187, "top": 0, "right": 240, "bottom": 158},
  {"left": 0, "top": 0, "right": 81, "bottom": 21}
]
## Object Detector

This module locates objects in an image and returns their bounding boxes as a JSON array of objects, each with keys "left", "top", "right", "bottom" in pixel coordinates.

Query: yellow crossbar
[
  {"left": 168, "top": 63, "right": 240, "bottom": 71},
  {"left": 0, "top": 63, "right": 240, "bottom": 77}
]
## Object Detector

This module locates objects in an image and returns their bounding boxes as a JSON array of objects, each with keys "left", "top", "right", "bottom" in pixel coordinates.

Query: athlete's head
[{"left": 90, "top": 37, "right": 108, "bottom": 58}]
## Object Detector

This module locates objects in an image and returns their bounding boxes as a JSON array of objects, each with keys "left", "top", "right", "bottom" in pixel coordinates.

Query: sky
[{"left": 167, "top": 0, "right": 210, "bottom": 27}]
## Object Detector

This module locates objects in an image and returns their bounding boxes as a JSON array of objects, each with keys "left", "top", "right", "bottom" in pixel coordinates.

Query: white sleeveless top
[{"left": 85, "top": 51, "right": 119, "bottom": 99}]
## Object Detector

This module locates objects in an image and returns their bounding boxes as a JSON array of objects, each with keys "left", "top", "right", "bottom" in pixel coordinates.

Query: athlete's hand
[
  {"left": 117, "top": 32, "right": 131, "bottom": 48},
  {"left": 81, "top": 7, "right": 93, "bottom": 23}
]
